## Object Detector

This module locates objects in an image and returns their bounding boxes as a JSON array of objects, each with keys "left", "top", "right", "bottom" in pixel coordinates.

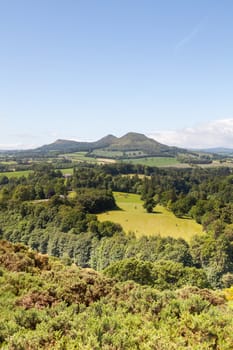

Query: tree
[
  {"left": 13, "top": 185, "right": 35, "bottom": 201},
  {"left": 143, "top": 196, "right": 156, "bottom": 213}
]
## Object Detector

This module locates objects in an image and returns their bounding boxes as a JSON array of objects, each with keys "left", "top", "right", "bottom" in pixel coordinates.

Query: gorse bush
[
  {"left": 0, "top": 240, "right": 232, "bottom": 349},
  {"left": 103, "top": 258, "right": 210, "bottom": 289}
]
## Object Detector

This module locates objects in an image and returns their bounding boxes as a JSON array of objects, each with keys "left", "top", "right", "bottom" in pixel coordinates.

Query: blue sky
[{"left": 1, "top": 0, "right": 233, "bottom": 149}]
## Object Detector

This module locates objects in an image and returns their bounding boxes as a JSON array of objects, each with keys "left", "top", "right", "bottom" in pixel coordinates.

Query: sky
[{"left": 1, "top": 0, "right": 233, "bottom": 149}]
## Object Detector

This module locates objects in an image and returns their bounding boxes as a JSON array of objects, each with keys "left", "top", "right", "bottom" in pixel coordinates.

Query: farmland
[
  {"left": 0, "top": 170, "right": 33, "bottom": 178},
  {"left": 59, "top": 156, "right": 233, "bottom": 168},
  {"left": 122, "top": 156, "right": 182, "bottom": 167},
  {"left": 60, "top": 152, "right": 98, "bottom": 163},
  {"left": 0, "top": 168, "right": 74, "bottom": 178},
  {"left": 62, "top": 152, "right": 183, "bottom": 167},
  {"left": 98, "top": 192, "right": 204, "bottom": 240},
  {"left": 61, "top": 152, "right": 116, "bottom": 164},
  {"left": 60, "top": 168, "right": 74, "bottom": 175}
]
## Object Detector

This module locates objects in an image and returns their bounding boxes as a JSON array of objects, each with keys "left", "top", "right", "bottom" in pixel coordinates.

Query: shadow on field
[
  {"left": 115, "top": 206, "right": 124, "bottom": 211},
  {"left": 152, "top": 210, "right": 162, "bottom": 214}
]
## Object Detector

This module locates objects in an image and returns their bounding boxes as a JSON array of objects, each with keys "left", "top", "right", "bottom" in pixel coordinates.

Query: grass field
[
  {"left": 0, "top": 168, "right": 74, "bottom": 178},
  {"left": 90, "top": 149, "right": 148, "bottom": 158},
  {"left": 122, "top": 157, "right": 182, "bottom": 167},
  {"left": 59, "top": 154, "right": 233, "bottom": 168},
  {"left": 0, "top": 170, "right": 33, "bottom": 178},
  {"left": 90, "top": 150, "right": 124, "bottom": 158},
  {"left": 61, "top": 152, "right": 99, "bottom": 163},
  {"left": 98, "top": 192, "right": 204, "bottom": 240},
  {"left": 0, "top": 161, "right": 17, "bottom": 165},
  {"left": 60, "top": 168, "right": 74, "bottom": 175},
  {"left": 61, "top": 152, "right": 116, "bottom": 164},
  {"left": 61, "top": 152, "right": 184, "bottom": 167}
]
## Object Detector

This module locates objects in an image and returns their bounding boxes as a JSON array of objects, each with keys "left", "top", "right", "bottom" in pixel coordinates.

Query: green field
[
  {"left": 61, "top": 153, "right": 185, "bottom": 167},
  {"left": 122, "top": 157, "right": 182, "bottom": 167},
  {"left": 59, "top": 154, "right": 233, "bottom": 168},
  {"left": 61, "top": 152, "right": 99, "bottom": 163},
  {"left": 0, "top": 161, "right": 17, "bottom": 165},
  {"left": 0, "top": 168, "right": 74, "bottom": 178},
  {"left": 90, "top": 149, "right": 124, "bottom": 158},
  {"left": 60, "top": 168, "right": 74, "bottom": 175},
  {"left": 0, "top": 170, "right": 33, "bottom": 178},
  {"left": 98, "top": 192, "right": 204, "bottom": 240},
  {"left": 90, "top": 149, "right": 148, "bottom": 158},
  {"left": 61, "top": 152, "right": 117, "bottom": 164}
]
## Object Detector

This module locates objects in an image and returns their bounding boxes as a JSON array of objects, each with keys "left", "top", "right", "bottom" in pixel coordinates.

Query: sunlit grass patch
[
  {"left": 0, "top": 170, "right": 33, "bottom": 178},
  {"left": 98, "top": 192, "right": 204, "bottom": 241}
]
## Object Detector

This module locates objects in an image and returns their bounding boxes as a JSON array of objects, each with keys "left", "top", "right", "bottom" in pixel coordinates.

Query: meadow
[
  {"left": 0, "top": 170, "right": 33, "bottom": 178},
  {"left": 122, "top": 156, "right": 181, "bottom": 167},
  {"left": 90, "top": 149, "right": 124, "bottom": 158},
  {"left": 0, "top": 168, "right": 74, "bottom": 178},
  {"left": 98, "top": 192, "right": 204, "bottom": 240},
  {"left": 61, "top": 152, "right": 100, "bottom": 163},
  {"left": 62, "top": 153, "right": 185, "bottom": 167},
  {"left": 61, "top": 152, "right": 117, "bottom": 164},
  {"left": 60, "top": 168, "right": 74, "bottom": 175}
]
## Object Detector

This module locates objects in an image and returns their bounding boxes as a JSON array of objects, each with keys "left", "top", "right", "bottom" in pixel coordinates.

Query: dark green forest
[{"left": 0, "top": 162, "right": 233, "bottom": 348}]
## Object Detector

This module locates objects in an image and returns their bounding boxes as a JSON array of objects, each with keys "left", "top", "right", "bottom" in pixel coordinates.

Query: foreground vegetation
[{"left": 1, "top": 239, "right": 233, "bottom": 350}]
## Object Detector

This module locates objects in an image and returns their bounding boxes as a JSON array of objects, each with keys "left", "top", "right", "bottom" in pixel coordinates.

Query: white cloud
[
  {"left": 1, "top": 119, "right": 233, "bottom": 150},
  {"left": 148, "top": 119, "right": 233, "bottom": 149}
]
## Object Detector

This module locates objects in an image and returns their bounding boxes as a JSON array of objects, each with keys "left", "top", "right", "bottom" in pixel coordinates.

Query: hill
[
  {"left": 36, "top": 134, "right": 118, "bottom": 153},
  {"left": 100, "top": 132, "right": 182, "bottom": 155},
  {"left": 0, "top": 133, "right": 217, "bottom": 166},
  {"left": 33, "top": 132, "right": 187, "bottom": 158}
]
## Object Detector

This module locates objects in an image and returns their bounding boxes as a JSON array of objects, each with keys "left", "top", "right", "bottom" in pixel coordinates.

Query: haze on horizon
[{"left": 1, "top": 0, "right": 233, "bottom": 150}]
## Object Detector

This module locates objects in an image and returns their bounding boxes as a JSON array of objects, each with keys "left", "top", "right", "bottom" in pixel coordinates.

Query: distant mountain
[
  {"left": 34, "top": 132, "right": 187, "bottom": 158},
  {"left": 198, "top": 147, "right": 233, "bottom": 155},
  {"left": 36, "top": 134, "right": 118, "bottom": 153},
  {"left": 100, "top": 132, "right": 184, "bottom": 156},
  {"left": 37, "top": 139, "right": 92, "bottom": 153}
]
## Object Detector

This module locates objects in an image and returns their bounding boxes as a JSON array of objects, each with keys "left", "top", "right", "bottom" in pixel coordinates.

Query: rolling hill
[{"left": 34, "top": 132, "right": 187, "bottom": 158}]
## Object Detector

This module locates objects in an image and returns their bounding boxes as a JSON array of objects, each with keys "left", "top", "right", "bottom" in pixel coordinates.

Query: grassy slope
[{"left": 98, "top": 192, "right": 204, "bottom": 241}]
